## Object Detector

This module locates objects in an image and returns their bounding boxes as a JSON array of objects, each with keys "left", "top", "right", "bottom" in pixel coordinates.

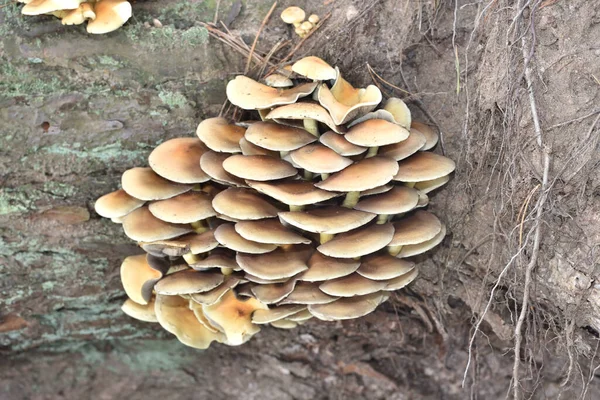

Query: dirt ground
[{"left": 1, "top": 0, "right": 599, "bottom": 399}]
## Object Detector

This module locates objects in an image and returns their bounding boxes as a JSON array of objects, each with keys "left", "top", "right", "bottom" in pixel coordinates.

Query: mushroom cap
[
  {"left": 95, "top": 189, "right": 145, "bottom": 219},
  {"left": 222, "top": 154, "right": 297, "bottom": 181},
  {"left": 308, "top": 291, "right": 389, "bottom": 321},
  {"left": 247, "top": 179, "right": 339, "bottom": 206},
  {"left": 384, "top": 268, "right": 419, "bottom": 290},
  {"left": 354, "top": 186, "right": 419, "bottom": 215},
  {"left": 245, "top": 121, "right": 317, "bottom": 151},
  {"left": 235, "top": 219, "right": 311, "bottom": 245},
  {"left": 122, "top": 167, "right": 191, "bottom": 201},
  {"left": 347, "top": 109, "right": 397, "bottom": 127},
  {"left": 22, "top": 0, "right": 83, "bottom": 15},
  {"left": 236, "top": 245, "right": 312, "bottom": 280},
  {"left": 61, "top": 3, "right": 96, "bottom": 25},
  {"left": 287, "top": 309, "right": 313, "bottom": 322},
  {"left": 190, "top": 277, "right": 241, "bottom": 305},
  {"left": 317, "top": 80, "right": 382, "bottom": 125},
  {"left": 319, "top": 131, "right": 367, "bottom": 156},
  {"left": 251, "top": 278, "right": 298, "bottom": 304},
  {"left": 139, "top": 239, "right": 189, "bottom": 257},
  {"left": 148, "top": 191, "right": 215, "bottom": 224},
  {"left": 280, "top": 6, "right": 305, "bottom": 24},
  {"left": 121, "top": 298, "right": 158, "bottom": 322},
  {"left": 181, "top": 230, "right": 219, "bottom": 254},
  {"left": 154, "top": 270, "right": 224, "bottom": 295},
  {"left": 264, "top": 74, "right": 294, "bottom": 88},
  {"left": 244, "top": 274, "right": 289, "bottom": 284},
  {"left": 270, "top": 319, "right": 298, "bottom": 329},
  {"left": 212, "top": 188, "right": 281, "bottom": 220},
  {"left": 291, "top": 56, "right": 337, "bottom": 81},
  {"left": 414, "top": 175, "right": 450, "bottom": 193},
  {"left": 200, "top": 151, "right": 246, "bottom": 187},
  {"left": 279, "top": 282, "right": 340, "bottom": 305},
  {"left": 361, "top": 184, "right": 393, "bottom": 196},
  {"left": 122, "top": 206, "right": 193, "bottom": 242},
  {"left": 214, "top": 224, "right": 278, "bottom": 254},
  {"left": 265, "top": 102, "right": 345, "bottom": 134},
  {"left": 189, "top": 253, "right": 239, "bottom": 271},
  {"left": 316, "top": 156, "right": 399, "bottom": 192},
  {"left": 345, "top": 118, "right": 410, "bottom": 147},
  {"left": 252, "top": 305, "right": 306, "bottom": 324},
  {"left": 393, "top": 152, "right": 456, "bottom": 182},
  {"left": 239, "top": 137, "right": 278, "bottom": 157},
  {"left": 411, "top": 121, "right": 438, "bottom": 150},
  {"left": 279, "top": 206, "right": 376, "bottom": 234},
  {"left": 383, "top": 97, "right": 411, "bottom": 129},
  {"left": 379, "top": 128, "right": 426, "bottom": 161},
  {"left": 389, "top": 211, "right": 442, "bottom": 246},
  {"left": 319, "top": 273, "right": 388, "bottom": 297},
  {"left": 397, "top": 223, "right": 447, "bottom": 258},
  {"left": 120, "top": 254, "right": 163, "bottom": 305},
  {"left": 202, "top": 290, "right": 268, "bottom": 346},
  {"left": 86, "top": 0, "right": 132, "bottom": 34},
  {"left": 226, "top": 76, "right": 317, "bottom": 110},
  {"left": 154, "top": 294, "right": 224, "bottom": 349},
  {"left": 317, "top": 223, "right": 395, "bottom": 258},
  {"left": 196, "top": 117, "right": 246, "bottom": 153},
  {"left": 290, "top": 144, "right": 353, "bottom": 174},
  {"left": 357, "top": 254, "right": 415, "bottom": 280},
  {"left": 299, "top": 252, "right": 360, "bottom": 282},
  {"left": 148, "top": 138, "right": 209, "bottom": 184}
]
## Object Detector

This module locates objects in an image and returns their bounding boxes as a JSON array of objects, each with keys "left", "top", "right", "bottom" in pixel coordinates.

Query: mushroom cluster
[
  {"left": 280, "top": 6, "right": 319, "bottom": 38},
  {"left": 18, "top": 0, "right": 132, "bottom": 34},
  {"left": 95, "top": 56, "right": 455, "bottom": 349}
]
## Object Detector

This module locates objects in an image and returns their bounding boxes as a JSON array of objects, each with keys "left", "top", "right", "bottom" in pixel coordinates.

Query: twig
[
  {"left": 366, "top": 64, "right": 412, "bottom": 95},
  {"left": 517, "top": 184, "right": 540, "bottom": 246},
  {"left": 245, "top": 2, "right": 277, "bottom": 74},
  {"left": 545, "top": 109, "right": 600, "bottom": 130},
  {"left": 213, "top": 0, "right": 221, "bottom": 24}
]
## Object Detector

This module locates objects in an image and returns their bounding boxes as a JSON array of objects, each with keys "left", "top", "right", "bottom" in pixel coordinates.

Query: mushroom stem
[
  {"left": 289, "top": 205, "right": 305, "bottom": 212},
  {"left": 405, "top": 182, "right": 416, "bottom": 188},
  {"left": 320, "top": 173, "right": 330, "bottom": 180},
  {"left": 341, "top": 191, "right": 360, "bottom": 208},
  {"left": 376, "top": 214, "right": 389, "bottom": 224},
  {"left": 280, "top": 151, "right": 290, "bottom": 158},
  {"left": 183, "top": 252, "right": 202, "bottom": 265},
  {"left": 192, "top": 183, "right": 203, "bottom": 191},
  {"left": 365, "top": 146, "right": 379, "bottom": 158},
  {"left": 303, "top": 170, "right": 314, "bottom": 180},
  {"left": 191, "top": 220, "right": 209, "bottom": 233},
  {"left": 221, "top": 267, "right": 234, "bottom": 276},
  {"left": 303, "top": 119, "right": 319, "bottom": 137},
  {"left": 387, "top": 245, "right": 403, "bottom": 257},
  {"left": 320, "top": 233, "right": 335, "bottom": 244}
]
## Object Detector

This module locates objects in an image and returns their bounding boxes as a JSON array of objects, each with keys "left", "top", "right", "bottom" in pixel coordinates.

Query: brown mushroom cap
[
  {"left": 247, "top": 180, "right": 339, "bottom": 206},
  {"left": 389, "top": 211, "right": 442, "bottom": 247},
  {"left": 245, "top": 121, "right": 317, "bottom": 151},
  {"left": 122, "top": 206, "right": 193, "bottom": 242},
  {"left": 148, "top": 138, "right": 209, "bottom": 184},
  {"left": 95, "top": 189, "right": 145, "bottom": 219},
  {"left": 264, "top": 74, "right": 294, "bottom": 88},
  {"left": 122, "top": 167, "right": 191, "bottom": 201},
  {"left": 251, "top": 278, "right": 298, "bottom": 304},
  {"left": 287, "top": 309, "right": 313, "bottom": 322},
  {"left": 319, "top": 273, "right": 388, "bottom": 297},
  {"left": 265, "top": 103, "right": 346, "bottom": 134},
  {"left": 154, "top": 270, "right": 224, "bottom": 295},
  {"left": 222, "top": 155, "right": 297, "bottom": 181},
  {"left": 244, "top": 274, "right": 289, "bottom": 285},
  {"left": 86, "top": 0, "right": 132, "bottom": 34},
  {"left": 189, "top": 253, "right": 239, "bottom": 271},
  {"left": 212, "top": 188, "right": 281, "bottom": 220},
  {"left": 121, "top": 298, "right": 158, "bottom": 322},
  {"left": 196, "top": 117, "right": 246, "bottom": 153},
  {"left": 120, "top": 254, "right": 163, "bottom": 305},
  {"left": 280, "top": 6, "right": 305, "bottom": 24},
  {"left": 414, "top": 175, "right": 450, "bottom": 193},
  {"left": 182, "top": 230, "right": 219, "bottom": 254},
  {"left": 148, "top": 191, "right": 215, "bottom": 224},
  {"left": 292, "top": 56, "right": 337, "bottom": 81},
  {"left": 290, "top": 144, "right": 353, "bottom": 174},
  {"left": 252, "top": 305, "right": 306, "bottom": 324},
  {"left": 379, "top": 128, "right": 426, "bottom": 161},
  {"left": 279, "top": 282, "right": 340, "bottom": 305},
  {"left": 299, "top": 252, "right": 360, "bottom": 282},
  {"left": 317, "top": 223, "right": 395, "bottom": 258},
  {"left": 308, "top": 291, "right": 389, "bottom": 321},
  {"left": 383, "top": 97, "right": 411, "bottom": 129},
  {"left": 200, "top": 151, "right": 246, "bottom": 187},
  {"left": 239, "top": 137, "right": 278, "bottom": 157},
  {"left": 214, "top": 224, "right": 278, "bottom": 254},
  {"left": 22, "top": 0, "right": 84, "bottom": 15},
  {"left": 393, "top": 152, "right": 456, "bottom": 182},
  {"left": 345, "top": 119, "right": 410, "bottom": 147},
  {"left": 384, "top": 268, "right": 419, "bottom": 290},
  {"left": 397, "top": 224, "right": 447, "bottom": 258},
  {"left": 316, "top": 156, "right": 399, "bottom": 192},
  {"left": 279, "top": 206, "right": 376, "bottom": 234},
  {"left": 357, "top": 254, "right": 415, "bottom": 280},
  {"left": 354, "top": 186, "right": 419, "bottom": 215},
  {"left": 235, "top": 219, "right": 310, "bottom": 245},
  {"left": 226, "top": 76, "right": 317, "bottom": 110},
  {"left": 319, "top": 131, "right": 367, "bottom": 156},
  {"left": 411, "top": 121, "right": 439, "bottom": 150},
  {"left": 236, "top": 245, "right": 312, "bottom": 280},
  {"left": 347, "top": 109, "right": 397, "bottom": 127},
  {"left": 361, "top": 184, "right": 393, "bottom": 196},
  {"left": 190, "top": 277, "right": 241, "bottom": 305},
  {"left": 318, "top": 79, "right": 382, "bottom": 125}
]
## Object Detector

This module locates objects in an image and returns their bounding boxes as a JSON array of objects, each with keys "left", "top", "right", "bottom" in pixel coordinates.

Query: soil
[{"left": 1, "top": 0, "right": 599, "bottom": 399}]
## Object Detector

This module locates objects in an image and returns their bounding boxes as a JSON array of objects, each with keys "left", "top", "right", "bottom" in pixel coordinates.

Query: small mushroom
[
  {"left": 383, "top": 98, "right": 411, "bottom": 129},
  {"left": 247, "top": 179, "right": 339, "bottom": 207},
  {"left": 190, "top": 276, "right": 241, "bottom": 306},
  {"left": 308, "top": 14, "right": 320, "bottom": 24},
  {"left": 279, "top": 206, "right": 376, "bottom": 235},
  {"left": 222, "top": 154, "right": 297, "bottom": 181},
  {"left": 214, "top": 224, "right": 278, "bottom": 254},
  {"left": 196, "top": 117, "right": 246, "bottom": 153},
  {"left": 319, "top": 131, "right": 367, "bottom": 156},
  {"left": 122, "top": 167, "right": 191, "bottom": 201},
  {"left": 356, "top": 254, "right": 415, "bottom": 280},
  {"left": 291, "top": 56, "right": 337, "bottom": 81},
  {"left": 414, "top": 175, "right": 451, "bottom": 193},
  {"left": 384, "top": 268, "right": 419, "bottom": 290},
  {"left": 61, "top": 2, "right": 95, "bottom": 25},
  {"left": 154, "top": 270, "right": 224, "bottom": 295},
  {"left": 245, "top": 121, "right": 317, "bottom": 151},
  {"left": 212, "top": 188, "right": 281, "bottom": 221},
  {"left": 289, "top": 144, "right": 353, "bottom": 174},
  {"left": 200, "top": 151, "right": 247, "bottom": 187},
  {"left": 280, "top": 6, "right": 305, "bottom": 24},
  {"left": 279, "top": 282, "right": 339, "bottom": 305},
  {"left": 122, "top": 206, "right": 193, "bottom": 242},
  {"left": 308, "top": 291, "right": 389, "bottom": 321},
  {"left": 345, "top": 119, "right": 409, "bottom": 149},
  {"left": 236, "top": 245, "right": 312, "bottom": 280},
  {"left": 393, "top": 152, "right": 456, "bottom": 182},
  {"left": 120, "top": 254, "right": 166, "bottom": 305},
  {"left": 397, "top": 224, "right": 447, "bottom": 258},
  {"left": 21, "top": 0, "right": 83, "bottom": 15},
  {"left": 252, "top": 305, "right": 306, "bottom": 324},
  {"left": 265, "top": 102, "right": 345, "bottom": 134},
  {"left": 412, "top": 121, "right": 439, "bottom": 150},
  {"left": 379, "top": 128, "right": 426, "bottom": 161},
  {"left": 148, "top": 191, "right": 215, "bottom": 224},
  {"left": 226, "top": 76, "right": 317, "bottom": 110},
  {"left": 94, "top": 189, "right": 145, "bottom": 219},
  {"left": 86, "top": 0, "right": 132, "bottom": 34},
  {"left": 317, "top": 79, "right": 382, "bottom": 125},
  {"left": 251, "top": 278, "right": 298, "bottom": 304},
  {"left": 121, "top": 298, "right": 158, "bottom": 322},
  {"left": 148, "top": 137, "right": 209, "bottom": 184},
  {"left": 235, "top": 219, "right": 311, "bottom": 245},
  {"left": 299, "top": 252, "right": 360, "bottom": 282},
  {"left": 317, "top": 223, "right": 395, "bottom": 258},
  {"left": 264, "top": 74, "right": 294, "bottom": 88},
  {"left": 319, "top": 273, "right": 388, "bottom": 297}
]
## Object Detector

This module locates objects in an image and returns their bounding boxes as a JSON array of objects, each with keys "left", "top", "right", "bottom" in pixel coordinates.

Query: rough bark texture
[{"left": 1, "top": 0, "right": 600, "bottom": 399}]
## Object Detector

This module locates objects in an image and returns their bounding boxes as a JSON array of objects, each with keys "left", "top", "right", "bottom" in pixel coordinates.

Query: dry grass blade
[{"left": 366, "top": 63, "right": 412, "bottom": 96}]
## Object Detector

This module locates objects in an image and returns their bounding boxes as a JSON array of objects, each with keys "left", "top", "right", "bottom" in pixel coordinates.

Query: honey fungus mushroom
[{"left": 94, "top": 55, "right": 455, "bottom": 349}]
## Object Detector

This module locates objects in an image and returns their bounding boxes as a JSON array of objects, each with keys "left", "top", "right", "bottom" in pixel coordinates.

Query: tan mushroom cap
[
  {"left": 202, "top": 290, "right": 268, "bottom": 346},
  {"left": 86, "top": 0, "right": 132, "bottom": 34},
  {"left": 154, "top": 269, "right": 224, "bottom": 295},
  {"left": 155, "top": 294, "right": 224, "bottom": 349},
  {"left": 345, "top": 119, "right": 410, "bottom": 147},
  {"left": 196, "top": 117, "right": 246, "bottom": 153},
  {"left": 393, "top": 152, "right": 456, "bottom": 182},
  {"left": 383, "top": 97, "right": 411, "bottom": 129},
  {"left": 379, "top": 128, "right": 426, "bottom": 161},
  {"left": 182, "top": 229, "right": 219, "bottom": 254},
  {"left": 148, "top": 191, "right": 215, "bottom": 224},
  {"left": 279, "top": 282, "right": 340, "bottom": 305},
  {"left": 264, "top": 73, "right": 294, "bottom": 88},
  {"left": 190, "top": 277, "right": 241, "bottom": 305},
  {"left": 412, "top": 121, "right": 439, "bottom": 150},
  {"left": 265, "top": 102, "right": 346, "bottom": 134},
  {"left": 361, "top": 184, "right": 393, "bottom": 196},
  {"left": 270, "top": 319, "right": 298, "bottom": 329},
  {"left": 290, "top": 144, "right": 353, "bottom": 174},
  {"left": 280, "top": 6, "right": 305, "bottom": 24},
  {"left": 384, "top": 268, "right": 419, "bottom": 290},
  {"left": 122, "top": 206, "right": 193, "bottom": 242},
  {"left": 319, "top": 273, "right": 388, "bottom": 297},
  {"left": 252, "top": 305, "right": 306, "bottom": 324},
  {"left": 279, "top": 206, "right": 376, "bottom": 234},
  {"left": 214, "top": 224, "right": 277, "bottom": 254},
  {"left": 316, "top": 156, "right": 399, "bottom": 192},
  {"left": 299, "top": 252, "right": 360, "bottom": 282},
  {"left": 22, "top": 0, "right": 83, "bottom": 15},
  {"left": 236, "top": 245, "right": 312, "bottom": 280},
  {"left": 222, "top": 155, "right": 297, "bottom": 181},
  {"left": 347, "top": 109, "right": 397, "bottom": 127},
  {"left": 190, "top": 253, "right": 239, "bottom": 271},
  {"left": 317, "top": 80, "right": 382, "bottom": 125},
  {"left": 390, "top": 211, "right": 442, "bottom": 247},
  {"left": 251, "top": 278, "right": 298, "bottom": 304},
  {"left": 287, "top": 309, "right": 313, "bottom": 322},
  {"left": 200, "top": 151, "right": 246, "bottom": 187},
  {"left": 357, "top": 254, "right": 415, "bottom": 280},
  {"left": 239, "top": 137, "right": 278, "bottom": 157},
  {"left": 247, "top": 179, "right": 339, "bottom": 206},
  {"left": 120, "top": 254, "right": 163, "bottom": 305},
  {"left": 354, "top": 186, "right": 419, "bottom": 215},
  {"left": 291, "top": 56, "right": 337, "bottom": 81},
  {"left": 122, "top": 167, "right": 191, "bottom": 201},
  {"left": 139, "top": 239, "right": 189, "bottom": 257},
  {"left": 308, "top": 291, "right": 389, "bottom": 321},
  {"left": 235, "top": 219, "right": 310, "bottom": 245},
  {"left": 148, "top": 138, "right": 209, "bottom": 184},
  {"left": 95, "top": 189, "right": 145, "bottom": 219},
  {"left": 212, "top": 188, "right": 281, "bottom": 220},
  {"left": 226, "top": 76, "right": 317, "bottom": 110},
  {"left": 317, "top": 223, "right": 395, "bottom": 258},
  {"left": 121, "top": 298, "right": 158, "bottom": 322},
  {"left": 62, "top": 3, "right": 96, "bottom": 25},
  {"left": 414, "top": 175, "right": 450, "bottom": 193},
  {"left": 417, "top": 191, "right": 429, "bottom": 208},
  {"left": 188, "top": 300, "right": 221, "bottom": 333},
  {"left": 245, "top": 121, "right": 317, "bottom": 151},
  {"left": 244, "top": 274, "right": 288, "bottom": 285},
  {"left": 319, "top": 131, "right": 367, "bottom": 156},
  {"left": 397, "top": 224, "right": 447, "bottom": 258}
]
